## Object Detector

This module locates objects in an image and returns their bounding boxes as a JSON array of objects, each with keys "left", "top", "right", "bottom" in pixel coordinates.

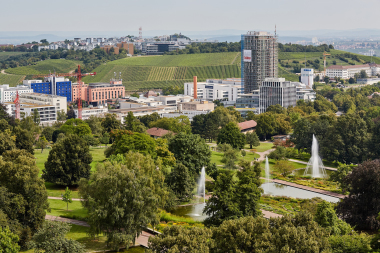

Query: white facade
[
  {"left": 0, "top": 85, "right": 33, "bottom": 103},
  {"left": 5, "top": 102, "right": 57, "bottom": 125},
  {"left": 161, "top": 110, "right": 209, "bottom": 121},
  {"left": 19, "top": 93, "right": 67, "bottom": 113},
  {"left": 73, "top": 106, "right": 108, "bottom": 120},
  {"left": 326, "top": 64, "right": 380, "bottom": 79},
  {"left": 301, "top": 68, "right": 314, "bottom": 87},
  {"left": 295, "top": 83, "right": 316, "bottom": 101},
  {"left": 109, "top": 105, "right": 177, "bottom": 124},
  {"left": 184, "top": 78, "right": 242, "bottom": 102}
]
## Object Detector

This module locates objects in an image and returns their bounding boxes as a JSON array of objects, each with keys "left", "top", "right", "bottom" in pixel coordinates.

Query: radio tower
[
  {"left": 14, "top": 91, "right": 20, "bottom": 120},
  {"left": 139, "top": 27, "right": 142, "bottom": 40}
]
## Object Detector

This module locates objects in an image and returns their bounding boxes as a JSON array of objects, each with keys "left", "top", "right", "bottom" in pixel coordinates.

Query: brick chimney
[{"left": 193, "top": 76, "right": 197, "bottom": 99}]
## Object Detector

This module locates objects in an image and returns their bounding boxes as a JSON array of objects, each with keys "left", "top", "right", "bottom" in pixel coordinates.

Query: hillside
[
  {"left": 83, "top": 53, "right": 241, "bottom": 91},
  {"left": 0, "top": 52, "right": 28, "bottom": 61},
  {"left": 0, "top": 72, "right": 25, "bottom": 86},
  {"left": 4, "top": 59, "right": 81, "bottom": 76}
]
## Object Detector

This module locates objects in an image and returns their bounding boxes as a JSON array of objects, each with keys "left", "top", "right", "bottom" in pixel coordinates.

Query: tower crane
[
  {"left": 323, "top": 51, "right": 331, "bottom": 75},
  {"left": 13, "top": 91, "right": 20, "bottom": 120},
  {"left": 33, "top": 65, "right": 96, "bottom": 119}
]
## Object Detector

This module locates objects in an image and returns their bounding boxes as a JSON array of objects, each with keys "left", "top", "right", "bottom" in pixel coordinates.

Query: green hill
[
  {"left": 83, "top": 53, "right": 242, "bottom": 91},
  {"left": 0, "top": 73, "right": 25, "bottom": 86},
  {"left": 4, "top": 59, "right": 81, "bottom": 75},
  {"left": 0, "top": 52, "right": 28, "bottom": 61}
]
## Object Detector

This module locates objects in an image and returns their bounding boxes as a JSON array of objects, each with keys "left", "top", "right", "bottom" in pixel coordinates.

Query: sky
[{"left": 1, "top": 0, "right": 379, "bottom": 33}]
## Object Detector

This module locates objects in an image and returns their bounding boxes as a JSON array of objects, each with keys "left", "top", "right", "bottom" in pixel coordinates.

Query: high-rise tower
[{"left": 241, "top": 31, "right": 278, "bottom": 93}]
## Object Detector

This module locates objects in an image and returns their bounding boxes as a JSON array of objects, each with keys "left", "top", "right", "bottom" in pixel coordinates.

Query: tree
[
  {"left": 99, "top": 132, "right": 110, "bottom": 146},
  {"left": 105, "top": 132, "right": 156, "bottom": 158},
  {"left": 217, "top": 122, "right": 245, "bottom": 150},
  {"left": 148, "top": 226, "right": 213, "bottom": 253},
  {"left": 221, "top": 148, "right": 239, "bottom": 170},
  {"left": 41, "top": 127, "right": 54, "bottom": 142},
  {"left": 337, "top": 159, "right": 380, "bottom": 230},
  {"left": 246, "top": 131, "right": 260, "bottom": 149},
  {"left": 329, "top": 233, "right": 373, "bottom": 253},
  {"left": 33, "top": 109, "right": 40, "bottom": 125},
  {"left": 51, "top": 129, "right": 65, "bottom": 143},
  {"left": 314, "top": 201, "right": 352, "bottom": 235},
  {"left": 314, "top": 75, "right": 320, "bottom": 82},
  {"left": 124, "top": 111, "right": 146, "bottom": 133},
  {"left": 12, "top": 127, "right": 34, "bottom": 155},
  {"left": 62, "top": 187, "right": 72, "bottom": 211},
  {"left": 101, "top": 113, "right": 121, "bottom": 134},
  {"left": 329, "top": 164, "right": 352, "bottom": 192},
  {"left": 0, "top": 130, "right": 16, "bottom": 156},
  {"left": 0, "top": 149, "right": 49, "bottom": 233},
  {"left": 273, "top": 160, "right": 294, "bottom": 177},
  {"left": 255, "top": 112, "right": 276, "bottom": 140},
  {"left": 57, "top": 109, "right": 67, "bottom": 122},
  {"left": 150, "top": 116, "right": 191, "bottom": 134},
  {"left": 360, "top": 70, "right": 368, "bottom": 78},
  {"left": 32, "top": 221, "right": 85, "bottom": 253},
  {"left": 60, "top": 119, "right": 92, "bottom": 137},
  {"left": 324, "top": 76, "right": 330, "bottom": 84},
  {"left": 349, "top": 77, "right": 355, "bottom": 84},
  {"left": 66, "top": 108, "right": 76, "bottom": 119},
  {"left": 268, "top": 146, "right": 287, "bottom": 160},
  {"left": 43, "top": 135, "right": 92, "bottom": 186},
  {"left": 40, "top": 39, "right": 49, "bottom": 44},
  {"left": 84, "top": 115, "right": 103, "bottom": 135},
  {"left": 168, "top": 133, "right": 211, "bottom": 175},
  {"left": 0, "top": 226, "right": 20, "bottom": 253},
  {"left": 82, "top": 135, "right": 100, "bottom": 147},
  {"left": 166, "top": 163, "right": 195, "bottom": 202},
  {"left": 137, "top": 113, "right": 161, "bottom": 128},
  {"left": 79, "top": 153, "right": 166, "bottom": 251},
  {"left": 36, "top": 135, "right": 48, "bottom": 153}
]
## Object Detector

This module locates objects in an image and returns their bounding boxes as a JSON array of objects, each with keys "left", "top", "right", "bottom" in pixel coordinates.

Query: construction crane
[
  {"left": 323, "top": 51, "right": 331, "bottom": 75},
  {"left": 14, "top": 91, "right": 20, "bottom": 120},
  {"left": 33, "top": 65, "right": 96, "bottom": 119}
]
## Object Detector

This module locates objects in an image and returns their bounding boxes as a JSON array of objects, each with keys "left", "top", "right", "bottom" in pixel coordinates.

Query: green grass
[
  {"left": 47, "top": 199, "right": 87, "bottom": 220},
  {"left": 108, "top": 52, "right": 240, "bottom": 67},
  {"left": 0, "top": 72, "right": 25, "bottom": 86},
  {"left": 4, "top": 59, "right": 81, "bottom": 75},
  {"left": 0, "top": 52, "right": 28, "bottom": 61},
  {"left": 35, "top": 147, "right": 107, "bottom": 198},
  {"left": 249, "top": 142, "right": 274, "bottom": 153},
  {"left": 210, "top": 151, "right": 259, "bottom": 166}
]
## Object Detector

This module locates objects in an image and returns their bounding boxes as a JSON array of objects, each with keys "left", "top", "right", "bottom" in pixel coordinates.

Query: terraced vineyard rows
[{"left": 0, "top": 73, "right": 25, "bottom": 86}]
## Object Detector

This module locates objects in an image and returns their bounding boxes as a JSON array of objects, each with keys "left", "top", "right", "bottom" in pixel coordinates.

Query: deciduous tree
[
  {"left": 246, "top": 131, "right": 260, "bottom": 149},
  {"left": 217, "top": 122, "right": 245, "bottom": 150}
]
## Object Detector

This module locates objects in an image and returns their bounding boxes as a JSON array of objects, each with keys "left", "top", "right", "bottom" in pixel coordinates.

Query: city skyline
[{"left": 1, "top": 0, "right": 379, "bottom": 32}]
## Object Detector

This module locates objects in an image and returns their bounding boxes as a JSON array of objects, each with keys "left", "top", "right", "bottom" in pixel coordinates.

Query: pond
[
  {"left": 263, "top": 182, "right": 340, "bottom": 203},
  {"left": 170, "top": 203, "right": 208, "bottom": 222}
]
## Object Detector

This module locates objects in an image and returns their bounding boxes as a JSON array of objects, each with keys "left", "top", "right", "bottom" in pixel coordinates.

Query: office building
[
  {"left": 259, "top": 78, "right": 297, "bottom": 113},
  {"left": 326, "top": 63, "right": 380, "bottom": 79},
  {"left": 5, "top": 102, "right": 57, "bottom": 124},
  {"left": 19, "top": 93, "right": 67, "bottom": 113},
  {"left": 296, "top": 83, "right": 316, "bottom": 102},
  {"left": 116, "top": 42, "right": 134, "bottom": 55},
  {"left": 241, "top": 31, "right": 278, "bottom": 93},
  {"left": 24, "top": 76, "right": 72, "bottom": 102},
  {"left": 72, "top": 80, "right": 125, "bottom": 106},
  {"left": 301, "top": 68, "right": 314, "bottom": 87},
  {"left": 178, "top": 100, "right": 214, "bottom": 111},
  {"left": 0, "top": 84, "right": 33, "bottom": 103},
  {"left": 73, "top": 106, "right": 108, "bottom": 120}
]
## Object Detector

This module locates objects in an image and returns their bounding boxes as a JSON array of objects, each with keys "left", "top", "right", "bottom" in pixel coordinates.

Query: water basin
[
  {"left": 293, "top": 168, "right": 333, "bottom": 177},
  {"left": 170, "top": 203, "right": 208, "bottom": 222},
  {"left": 263, "top": 182, "right": 339, "bottom": 203}
]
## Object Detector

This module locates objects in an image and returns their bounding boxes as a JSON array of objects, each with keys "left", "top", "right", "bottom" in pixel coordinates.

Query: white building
[
  {"left": 259, "top": 78, "right": 297, "bottom": 113},
  {"left": 19, "top": 93, "right": 67, "bottom": 113},
  {"left": 184, "top": 78, "right": 242, "bottom": 104},
  {"left": 4, "top": 102, "right": 57, "bottom": 125},
  {"left": 73, "top": 106, "right": 108, "bottom": 120},
  {"left": 326, "top": 64, "right": 380, "bottom": 79},
  {"left": 109, "top": 105, "right": 177, "bottom": 124},
  {"left": 295, "top": 83, "right": 316, "bottom": 101},
  {"left": 301, "top": 68, "right": 314, "bottom": 87},
  {"left": 0, "top": 84, "right": 33, "bottom": 103}
]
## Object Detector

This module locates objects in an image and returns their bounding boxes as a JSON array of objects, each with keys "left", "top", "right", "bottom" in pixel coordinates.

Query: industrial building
[
  {"left": 326, "top": 63, "right": 380, "bottom": 79},
  {"left": 24, "top": 76, "right": 72, "bottom": 102},
  {"left": 301, "top": 68, "right": 314, "bottom": 87},
  {"left": 259, "top": 78, "right": 297, "bottom": 113},
  {"left": 241, "top": 31, "right": 278, "bottom": 93},
  {"left": 0, "top": 84, "right": 33, "bottom": 103}
]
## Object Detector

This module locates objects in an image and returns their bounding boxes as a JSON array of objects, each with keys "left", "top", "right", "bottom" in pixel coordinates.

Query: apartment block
[
  {"left": 259, "top": 78, "right": 297, "bottom": 113},
  {"left": 0, "top": 84, "right": 33, "bottom": 103}
]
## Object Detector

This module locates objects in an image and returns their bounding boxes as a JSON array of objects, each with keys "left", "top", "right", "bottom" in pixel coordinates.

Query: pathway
[
  {"left": 44, "top": 215, "right": 155, "bottom": 248},
  {"left": 263, "top": 178, "right": 346, "bottom": 199},
  {"left": 261, "top": 209, "right": 283, "bottom": 219},
  {"left": 288, "top": 159, "right": 337, "bottom": 171},
  {"left": 255, "top": 149, "right": 275, "bottom": 162}
]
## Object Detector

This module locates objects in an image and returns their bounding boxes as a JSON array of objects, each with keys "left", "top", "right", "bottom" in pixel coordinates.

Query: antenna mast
[{"left": 139, "top": 27, "right": 142, "bottom": 40}]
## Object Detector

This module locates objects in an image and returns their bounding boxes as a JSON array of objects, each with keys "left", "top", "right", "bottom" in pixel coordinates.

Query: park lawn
[
  {"left": 250, "top": 142, "right": 274, "bottom": 153},
  {"left": 259, "top": 195, "right": 320, "bottom": 216},
  {"left": 89, "top": 147, "right": 107, "bottom": 171},
  {"left": 260, "top": 158, "right": 306, "bottom": 178},
  {"left": 210, "top": 151, "right": 259, "bottom": 166},
  {"left": 47, "top": 199, "right": 87, "bottom": 220}
]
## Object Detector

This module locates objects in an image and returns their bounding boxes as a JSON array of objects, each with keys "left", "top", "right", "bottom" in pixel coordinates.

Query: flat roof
[
  {"left": 21, "top": 93, "right": 66, "bottom": 98},
  {"left": 109, "top": 105, "right": 173, "bottom": 114}
]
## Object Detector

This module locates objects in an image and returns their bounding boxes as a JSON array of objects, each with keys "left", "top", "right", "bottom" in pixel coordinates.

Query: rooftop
[
  {"left": 326, "top": 64, "right": 380, "bottom": 70},
  {"left": 21, "top": 93, "right": 66, "bottom": 99},
  {"left": 238, "top": 120, "right": 257, "bottom": 130},
  {"left": 146, "top": 127, "right": 172, "bottom": 137}
]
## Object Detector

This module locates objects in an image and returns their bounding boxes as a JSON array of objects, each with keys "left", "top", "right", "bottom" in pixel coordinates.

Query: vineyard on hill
[
  {"left": 0, "top": 73, "right": 25, "bottom": 86},
  {"left": 4, "top": 59, "right": 81, "bottom": 76},
  {"left": 83, "top": 52, "right": 242, "bottom": 91}
]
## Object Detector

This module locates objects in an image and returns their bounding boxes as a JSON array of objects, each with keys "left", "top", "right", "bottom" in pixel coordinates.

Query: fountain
[
  {"left": 265, "top": 156, "right": 270, "bottom": 190},
  {"left": 191, "top": 167, "right": 206, "bottom": 218},
  {"left": 304, "top": 134, "right": 327, "bottom": 178}
]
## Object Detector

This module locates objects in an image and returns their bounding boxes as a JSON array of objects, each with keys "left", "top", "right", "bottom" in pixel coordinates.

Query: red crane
[
  {"left": 14, "top": 91, "right": 20, "bottom": 120},
  {"left": 33, "top": 65, "right": 96, "bottom": 119}
]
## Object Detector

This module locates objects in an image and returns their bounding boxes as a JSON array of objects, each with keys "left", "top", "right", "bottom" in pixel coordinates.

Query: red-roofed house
[
  {"left": 238, "top": 120, "right": 257, "bottom": 134},
  {"left": 146, "top": 127, "right": 172, "bottom": 138}
]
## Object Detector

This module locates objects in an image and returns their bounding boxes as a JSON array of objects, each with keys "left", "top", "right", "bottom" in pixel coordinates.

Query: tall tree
[
  {"left": 66, "top": 108, "right": 76, "bottom": 119},
  {"left": 0, "top": 227, "right": 20, "bottom": 253},
  {"left": 84, "top": 115, "right": 103, "bottom": 136},
  {"left": 246, "top": 131, "right": 260, "bottom": 149},
  {"left": 36, "top": 135, "right": 48, "bottom": 153},
  {"left": 57, "top": 109, "right": 67, "bottom": 122},
  {"left": 337, "top": 159, "right": 380, "bottom": 230},
  {"left": 12, "top": 126, "right": 34, "bottom": 155},
  {"left": 43, "top": 135, "right": 92, "bottom": 186},
  {"left": 101, "top": 113, "right": 121, "bottom": 134},
  {"left": 79, "top": 152, "right": 166, "bottom": 251},
  {"left": 217, "top": 122, "right": 246, "bottom": 150},
  {"left": 41, "top": 126, "right": 54, "bottom": 142},
  {"left": 124, "top": 111, "right": 146, "bottom": 133},
  {"left": 166, "top": 163, "right": 195, "bottom": 202},
  {"left": 33, "top": 109, "right": 40, "bottom": 125},
  {"left": 168, "top": 133, "right": 211, "bottom": 175},
  {"left": 105, "top": 132, "right": 156, "bottom": 158}
]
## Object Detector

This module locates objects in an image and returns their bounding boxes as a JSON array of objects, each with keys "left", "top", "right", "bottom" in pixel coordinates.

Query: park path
[
  {"left": 48, "top": 196, "right": 82, "bottom": 201},
  {"left": 262, "top": 178, "right": 346, "bottom": 199},
  {"left": 288, "top": 159, "right": 337, "bottom": 171},
  {"left": 255, "top": 149, "right": 275, "bottom": 162},
  {"left": 45, "top": 215, "right": 155, "bottom": 248}
]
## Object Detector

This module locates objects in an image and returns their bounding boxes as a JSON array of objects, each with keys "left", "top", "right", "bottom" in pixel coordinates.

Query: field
[
  {"left": 4, "top": 59, "right": 80, "bottom": 75},
  {"left": 0, "top": 52, "right": 28, "bottom": 61},
  {"left": 0, "top": 72, "right": 25, "bottom": 86},
  {"left": 83, "top": 53, "right": 242, "bottom": 91},
  {"left": 210, "top": 151, "right": 259, "bottom": 166}
]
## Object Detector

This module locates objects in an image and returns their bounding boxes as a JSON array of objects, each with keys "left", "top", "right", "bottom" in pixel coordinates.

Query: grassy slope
[
  {"left": 4, "top": 59, "right": 81, "bottom": 75},
  {"left": 0, "top": 52, "right": 28, "bottom": 61},
  {"left": 0, "top": 72, "right": 25, "bottom": 86}
]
